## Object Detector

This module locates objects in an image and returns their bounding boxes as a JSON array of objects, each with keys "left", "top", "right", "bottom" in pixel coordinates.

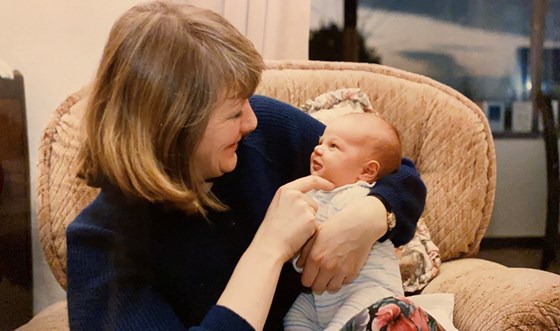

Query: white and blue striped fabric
[{"left": 285, "top": 181, "right": 404, "bottom": 331}]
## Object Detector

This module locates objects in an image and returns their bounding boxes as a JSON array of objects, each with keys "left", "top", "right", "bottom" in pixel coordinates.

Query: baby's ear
[{"left": 359, "top": 160, "right": 380, "bottom": 182}]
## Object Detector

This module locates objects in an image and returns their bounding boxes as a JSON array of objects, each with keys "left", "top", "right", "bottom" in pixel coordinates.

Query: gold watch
[{"left": 386, "top": 211, "right": 396, "bottom": 231}]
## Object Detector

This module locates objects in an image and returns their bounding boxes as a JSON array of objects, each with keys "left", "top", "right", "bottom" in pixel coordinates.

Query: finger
[
  {"left": 281, "top": 175, "right": 334, "bottom": 194},
  {"left": 326, "top": 274, "right": 346, "bottom": 293},
  {"left": 344, "top": 268, "right": 360, "bottom": 284},
  {"left": 299, "top": 192, "right": 319, "bottom": 211},
  {"left": 301, "top": 258, "right": 320, "bottom": 288},
  {"left": 310, "top": 269, "right": 332, "bottom": 294},
  {"left": 296, "top": 235, "right": 316, "bottom": 268}
]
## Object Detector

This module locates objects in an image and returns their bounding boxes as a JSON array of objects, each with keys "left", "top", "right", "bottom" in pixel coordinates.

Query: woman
[{"left": 66, "top": 2, "right": 426, "bottom": 331}]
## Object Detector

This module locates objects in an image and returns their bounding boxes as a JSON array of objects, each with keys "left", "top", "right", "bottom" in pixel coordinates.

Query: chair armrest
[
  {"left": 422, "top": 258, "right": 560, "bottom": 331},
  {"left": 16, "top": 300, "right": 68, "bottom": 331}
]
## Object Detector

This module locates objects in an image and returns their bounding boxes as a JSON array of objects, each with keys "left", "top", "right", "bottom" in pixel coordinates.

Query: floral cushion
[
  {"left": 396, "top": 219, "right": 441, "bottom": 294},
  {"left": 340, "top": 296, "right": 444, "bottom": 331}
]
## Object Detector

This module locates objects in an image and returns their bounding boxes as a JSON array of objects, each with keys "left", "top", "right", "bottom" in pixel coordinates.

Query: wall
[
  {"left": 0, "top": 0, "right": 154, "bottom": 313},
  {"left": 488, "top": 139, "right": 548, "bottom": 237},
  {"left": 0, "top": 0, "right": 310, "bottom": 316}
]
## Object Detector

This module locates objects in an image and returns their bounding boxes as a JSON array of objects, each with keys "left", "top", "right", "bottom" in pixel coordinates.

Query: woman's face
[{"left": 193, "top": 97, "right": 257, "bottom": 180}]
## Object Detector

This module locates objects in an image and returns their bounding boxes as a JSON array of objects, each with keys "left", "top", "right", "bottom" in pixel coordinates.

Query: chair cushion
[
  {"left": 423, "top": 259, "right": 560, "bottom": 331},
  {"left": 15, "top": 300, "right": 68, "bottom": 331},
  {"left": 37, "top": 88, "right": 99, "bottom": 289}
]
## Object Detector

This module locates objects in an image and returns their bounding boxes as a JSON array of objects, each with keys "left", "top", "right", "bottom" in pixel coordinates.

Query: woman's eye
[{"left": 232, "top": 111, "right": 243, "bottom": 119}]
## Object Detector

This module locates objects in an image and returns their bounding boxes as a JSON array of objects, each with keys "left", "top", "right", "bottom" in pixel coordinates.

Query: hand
[
  {"left": 296, "top": 196, "right": 388, "bottom": 293},
  {"left": 252, "top": 175, "right": 334, "bottom": 263}
]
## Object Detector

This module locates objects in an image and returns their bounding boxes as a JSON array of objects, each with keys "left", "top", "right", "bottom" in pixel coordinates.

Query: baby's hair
[
  {"left": 343, "top": 112, "right": 402, "bottom": 180},
  {"left": 374, "top": 119, "right": 402, "bottom": 178}
]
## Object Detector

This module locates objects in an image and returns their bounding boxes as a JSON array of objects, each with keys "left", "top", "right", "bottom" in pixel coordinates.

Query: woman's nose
[{"left": 240, "top": 101, "right": 257, "bottom": 134}]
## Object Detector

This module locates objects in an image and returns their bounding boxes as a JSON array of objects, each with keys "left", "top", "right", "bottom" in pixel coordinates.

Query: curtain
[{"left": 183, "top": 0, "right": 310, "bottom": 60}]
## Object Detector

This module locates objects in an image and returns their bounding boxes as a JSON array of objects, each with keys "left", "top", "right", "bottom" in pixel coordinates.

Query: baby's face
[{"left": 310, "top": 117, "right": 371, "bottom": 187}]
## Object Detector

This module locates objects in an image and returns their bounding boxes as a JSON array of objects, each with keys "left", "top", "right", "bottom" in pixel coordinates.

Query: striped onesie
[{"left": 284, "top": 181, "right": 404, "bottom": 331}]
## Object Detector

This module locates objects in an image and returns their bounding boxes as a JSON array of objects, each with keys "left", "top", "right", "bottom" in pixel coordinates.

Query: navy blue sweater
[{"left": 66, "top": 95, "right": 426, "bottom": 330}]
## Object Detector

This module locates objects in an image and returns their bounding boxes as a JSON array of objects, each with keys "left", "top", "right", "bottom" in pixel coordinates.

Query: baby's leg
[
  {"left": 324, "top": 285, "right": 394, "bottom": 331},
  {"left": 284, "top": 292, "right": 322, "bottom": 331}
]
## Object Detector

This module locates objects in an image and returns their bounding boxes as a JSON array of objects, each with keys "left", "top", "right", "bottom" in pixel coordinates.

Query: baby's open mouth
[{"left": 312, "top": 159, "right": 322, "bottom": 171}]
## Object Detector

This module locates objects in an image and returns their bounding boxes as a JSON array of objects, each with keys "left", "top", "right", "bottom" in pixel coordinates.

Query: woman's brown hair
[{"left": 77, "top": 1, "right": 264, "bottom": 214}]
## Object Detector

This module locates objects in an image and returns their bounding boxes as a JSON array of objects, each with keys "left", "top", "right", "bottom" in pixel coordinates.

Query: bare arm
[{"left": 217, "top": 175, "right": 333, "bottom": 330}]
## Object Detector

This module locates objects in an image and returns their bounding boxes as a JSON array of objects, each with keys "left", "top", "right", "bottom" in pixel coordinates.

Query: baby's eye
[{"left": 330, "top": 143, "right": 338, "bottom": 149}]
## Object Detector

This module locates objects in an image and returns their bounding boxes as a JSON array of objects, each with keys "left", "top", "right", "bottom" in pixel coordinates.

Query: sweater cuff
[{"left": 200, "top": 305, "right": 254, "bottom": 331}]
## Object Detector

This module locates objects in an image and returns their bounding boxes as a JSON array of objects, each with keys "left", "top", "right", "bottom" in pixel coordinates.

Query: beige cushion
[
  {"left": 423, "top": 258, "right": 560, "bottom": 331},
  {"left": 37, "top": 88, "right": 98, "bottom": 289},
  {"left": 15, "top": 300, "right": 68, "bottom": 331}
]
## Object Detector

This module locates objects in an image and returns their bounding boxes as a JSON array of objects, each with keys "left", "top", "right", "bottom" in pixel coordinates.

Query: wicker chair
[{"left": 19, "top": 61, "right": 560, "bottom": 330}]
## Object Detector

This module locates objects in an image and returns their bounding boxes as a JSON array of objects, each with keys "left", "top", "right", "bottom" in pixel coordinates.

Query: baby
[{"left": 284, "top": 112, "right": 404, "bottom": 331}]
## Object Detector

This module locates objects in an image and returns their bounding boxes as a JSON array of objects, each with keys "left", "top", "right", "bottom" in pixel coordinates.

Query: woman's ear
[{"left": 358, "top": 160, "right": 380, "bottom": 182}]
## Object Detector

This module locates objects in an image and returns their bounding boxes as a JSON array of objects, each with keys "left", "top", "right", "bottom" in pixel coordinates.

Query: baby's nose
[{"left": 314, "top": 145, "right": 323, "bottom": 154}]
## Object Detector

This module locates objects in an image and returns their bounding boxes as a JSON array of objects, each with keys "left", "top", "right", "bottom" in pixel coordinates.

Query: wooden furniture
[
  {"left": 529, "top": 0, "right": 560, "bottom": 270},
  {"left": 0, "top": 71, "right": 32, "bottom": 330}
]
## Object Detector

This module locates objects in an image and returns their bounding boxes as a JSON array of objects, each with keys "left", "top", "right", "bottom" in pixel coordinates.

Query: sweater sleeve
[
  {"left": 248, "top": 95, "right": 426, "bottom": 248},
  {"left": 371, "top": 158, "right": 427, "bottom": 247},
  {"left": 66, "top": 193, "right": 254, "bottom": 331}
]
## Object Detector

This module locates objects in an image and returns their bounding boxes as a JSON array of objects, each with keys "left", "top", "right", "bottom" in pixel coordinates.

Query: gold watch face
[{"left": 387, "top": 212, "right": 396, "bottom": 230}]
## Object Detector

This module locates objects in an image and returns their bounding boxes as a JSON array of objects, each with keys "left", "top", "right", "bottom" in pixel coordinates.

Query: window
[{"left": 310, "top": 0, "right": 560, "bottom": 135}]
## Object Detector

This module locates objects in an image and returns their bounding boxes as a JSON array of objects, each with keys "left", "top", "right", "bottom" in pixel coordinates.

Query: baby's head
[{"left": 310, "top": 113, "right": 402, "bottom": 187}]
